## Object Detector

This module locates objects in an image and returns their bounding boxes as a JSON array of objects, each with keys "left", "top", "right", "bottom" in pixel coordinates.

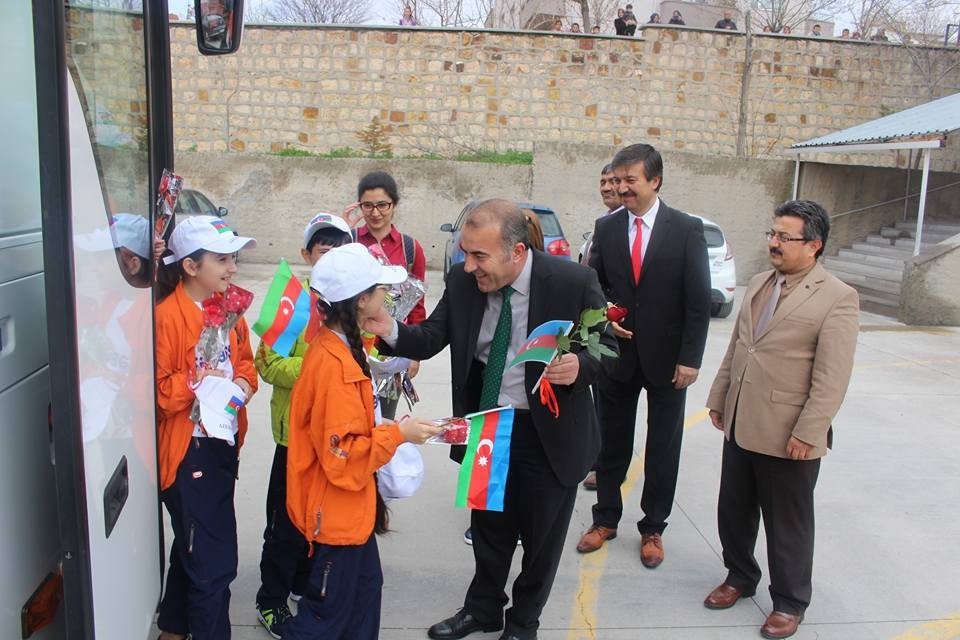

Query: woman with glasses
[{"left": 343, "top": 171, "right": 427, "bottom": 420}]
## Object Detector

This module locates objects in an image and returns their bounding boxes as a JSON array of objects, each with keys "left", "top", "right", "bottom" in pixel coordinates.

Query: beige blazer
[{"left": 706, "top": 263, "right": 859, "bottom": 459}]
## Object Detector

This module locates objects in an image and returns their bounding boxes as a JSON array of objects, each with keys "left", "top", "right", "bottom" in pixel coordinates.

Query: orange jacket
[
  {"left": 155, "top": 282, "right": 258, "bottom": 490},
  {"left": 286, "top": 326, "right": 403, "bottom": 546}
]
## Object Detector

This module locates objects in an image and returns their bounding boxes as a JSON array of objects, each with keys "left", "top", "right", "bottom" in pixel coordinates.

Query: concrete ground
[{"left": 156, "top": 264, "right": 960, "bottom": 640}]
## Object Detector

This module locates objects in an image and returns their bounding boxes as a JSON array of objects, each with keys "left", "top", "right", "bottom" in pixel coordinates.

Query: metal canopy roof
[{"left": 789, "top": 92, "right": 960, "bottom": 152}]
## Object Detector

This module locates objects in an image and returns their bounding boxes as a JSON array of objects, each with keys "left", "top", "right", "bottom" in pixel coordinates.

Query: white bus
[{"left": 1, "top": 2, "right": 243, "bottom": 637}]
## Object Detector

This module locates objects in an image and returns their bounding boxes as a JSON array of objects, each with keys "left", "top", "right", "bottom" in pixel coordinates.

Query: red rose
[
  {"left": 223, "top": 284, "right": 254, "bottom": 315},
  {"left": 202, "top": 297, "right": 227, "bottom": 327},
  {"left": 606, "top": 305, "right": 628, "bottom": 323}
]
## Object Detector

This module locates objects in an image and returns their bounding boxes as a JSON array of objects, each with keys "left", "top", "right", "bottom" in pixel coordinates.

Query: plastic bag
[{"left": 378, "top": 442, "right": 424, "bottom": 500}]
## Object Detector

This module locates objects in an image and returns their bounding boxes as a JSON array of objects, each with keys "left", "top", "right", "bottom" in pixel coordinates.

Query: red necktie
[{"left": 631, "top": 218, "right": 643, "bottom": 284}]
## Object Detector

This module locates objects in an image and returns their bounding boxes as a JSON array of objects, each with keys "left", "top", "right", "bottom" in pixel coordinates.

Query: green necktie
[{"left": 479, "top": 286, "right": 514, "bottom": 411}]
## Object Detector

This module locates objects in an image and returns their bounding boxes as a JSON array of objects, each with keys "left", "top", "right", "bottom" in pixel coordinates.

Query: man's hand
[
  {"left": 709, "top": 409, "right": 724, "bottom": 431},
  {"left": 611, "top": 320, "right": 633, "bottom": 339},
  {"left": 544, "top": 353, "right": 581, "bottom": 386},
  {"left": 362, "top": 306, "right": 396, "bottom": 338},
  {"left": 672, "top": 364, "right": 699, "bottom": 389},
  {"left": 786, "top": 436, "right": 813, "bottom": 460},
  {"left": 407, "top": 360, "right": 420, "bottom": 379}
]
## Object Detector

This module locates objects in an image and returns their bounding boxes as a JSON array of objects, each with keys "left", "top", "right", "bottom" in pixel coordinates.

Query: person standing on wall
[{"left": 577, "top": 143, "right": 711, "bottom": 569}]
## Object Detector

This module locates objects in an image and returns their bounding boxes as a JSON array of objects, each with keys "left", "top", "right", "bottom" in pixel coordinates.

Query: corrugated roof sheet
[{"left": 791, "top": 92, "right": 960, "bottom": 149}]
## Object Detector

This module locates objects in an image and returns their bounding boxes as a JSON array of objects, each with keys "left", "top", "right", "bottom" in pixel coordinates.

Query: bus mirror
[{"left": 195, "top": 0, "right": 244, "bottom": 55}]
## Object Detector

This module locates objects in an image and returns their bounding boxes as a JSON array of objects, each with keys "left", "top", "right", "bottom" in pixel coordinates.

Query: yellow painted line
[
  {"left": 566, "top": 408, "right": 710, "bottom": 640},
  {"left": 860, "top": 325, "right": 956, "bottom": 336},
  {"left": 888, "top": 615, "right": 960, "bottom": 640}
]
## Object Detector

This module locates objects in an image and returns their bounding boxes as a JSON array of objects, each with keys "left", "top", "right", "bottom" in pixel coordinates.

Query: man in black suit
[
  {"left": 366, "top": 199, "right": 616, "bottom": 640},
  {"left": 577, "top": 144, "right": 711, "bottom": 569}
]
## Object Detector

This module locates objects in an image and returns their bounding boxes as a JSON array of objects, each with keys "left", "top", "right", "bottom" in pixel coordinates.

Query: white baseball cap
[
  {"left": 303, "top": 212, "right": 351, "bottom": 249},
  {"left": 110, "top": 213, "right": 151, "bottom": 258},
  {"left": 310, "top": 243, "right": 407, "bottom": 302},
  {"left": 163, "top": 215, "right": 257, "bottom": 265}
]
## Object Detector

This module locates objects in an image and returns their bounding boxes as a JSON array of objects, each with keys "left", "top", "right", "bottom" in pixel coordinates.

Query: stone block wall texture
[
  {"left": 169, "top": 24, "right": 960, "bottom": 172},
  {"left": 901, "top": 237, "right": 960, "bottom": 326}
]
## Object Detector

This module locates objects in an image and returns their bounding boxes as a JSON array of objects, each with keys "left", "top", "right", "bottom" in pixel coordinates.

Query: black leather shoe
[
  {"left": 498, "top": 633, "right": 536, "bottom": 640},
  {"left": 427, "top": 609, "right": 503, "bottom": 639}
]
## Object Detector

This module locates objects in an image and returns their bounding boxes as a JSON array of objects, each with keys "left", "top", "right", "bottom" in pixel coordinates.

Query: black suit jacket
[
  {"left": 384, "top": 250, "right": 617, "bottom": 487},
  {"left": 588, "top": 203, "right": 711, "bottom": 387}
]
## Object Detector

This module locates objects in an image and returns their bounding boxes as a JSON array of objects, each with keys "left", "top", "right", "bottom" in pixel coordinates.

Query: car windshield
[{"left": 703, "top": 225, "right": 724, "bottom": 248}]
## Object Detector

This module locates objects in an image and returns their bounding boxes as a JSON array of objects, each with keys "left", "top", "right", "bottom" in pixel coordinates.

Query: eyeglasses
[
  {"left": 359, "top": 201, "right": 394, "bottom": 213},
  {"left": 764, "top": 230, "right": 808, "bottom": 243}
]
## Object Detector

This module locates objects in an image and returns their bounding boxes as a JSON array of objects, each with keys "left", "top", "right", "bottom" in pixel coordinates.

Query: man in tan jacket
[{"left": 703, "top": 200, "right": 859, "bottom": 640}]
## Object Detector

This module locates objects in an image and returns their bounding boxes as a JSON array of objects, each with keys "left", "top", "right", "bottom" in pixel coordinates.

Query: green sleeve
[{"left": 255, "top": 340, "right": 303, "bottom": 390}]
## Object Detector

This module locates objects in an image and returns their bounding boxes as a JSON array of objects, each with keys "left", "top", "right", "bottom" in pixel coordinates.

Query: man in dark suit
[
  {"left": 366, "top": 199, "right": 616, "bottom": 640},
  {"left": 577, "top": 143, "right": 711, "bottom": 568}
]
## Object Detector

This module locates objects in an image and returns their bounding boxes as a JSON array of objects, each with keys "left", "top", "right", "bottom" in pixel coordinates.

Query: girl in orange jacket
[
  {"left": 283, "top": 243, "right": 440, "bottom": 640},
  {"left": 154, "top": 216, "right": 258, "bottom": 640}
]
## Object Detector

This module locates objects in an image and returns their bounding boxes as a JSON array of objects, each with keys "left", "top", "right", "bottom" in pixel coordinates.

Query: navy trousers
[
  {"left": 157, "top": 437, "right": 239, "bottom": 640},
  {"left": 283, "top": 536, "right": 383, "bottom": 640},
  {"left": 256, "top": 444, "right": 314, "bottom": 609}
]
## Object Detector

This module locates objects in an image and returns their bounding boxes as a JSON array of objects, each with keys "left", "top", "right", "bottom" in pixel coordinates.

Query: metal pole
[
  {"left": 913, "top": 148, "right": 932, "bottom": 257},
  {"left": 903, "top": 149, "right": 912, "bottom": 222},
  {"left": 792, "top": 157, "right": 800, "bottom": 200}
]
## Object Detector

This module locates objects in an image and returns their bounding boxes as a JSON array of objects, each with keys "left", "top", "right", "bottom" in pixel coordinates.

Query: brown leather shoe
[
  {"left": 760, "top": 611, "right": 803, "bottom": 639},
  {"left": 640, "top": 532, "right": 664, "bottom": 568},
  {"left": 703, "top": 583, "right": 753, "bottom": 609},
  {"left": 582, "top": 471, "right": 597, "bottom": 490},
  {"left": 576, "top": 524, "right": 617, "bottom": 553}
]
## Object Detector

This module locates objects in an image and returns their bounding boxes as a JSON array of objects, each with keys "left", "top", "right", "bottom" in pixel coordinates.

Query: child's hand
[
  {"left": 234, "top": 378, "right": 253, "bottom": 402},
  {"left": 398, "top": 416, "right": 442, "bottom": 445},
  {"left": 196, "top": 367, "right": 226, "bottom": 383},
  {"left": 152, "top": 235, "right": 166, "bottom": 260},
  {"left": 407, "top": 360, "right": 420, "bottom": 379}
]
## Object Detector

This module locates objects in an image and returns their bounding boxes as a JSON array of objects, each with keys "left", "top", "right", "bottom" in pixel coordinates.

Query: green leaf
[
  {"left": 556, "top": 335, "right": 572, "bottom": 352},
  {"left": 578, "top": 324, "right": 589, "bottom": 342},
  {"left": 579, "top": 307, "right": 608, "bottom": 328},
  {"left": 587, "top": 331, "right": 601, "bottom": 349},
  {"left": 596, "top": 344, "right": 618, "bottom": 359}
]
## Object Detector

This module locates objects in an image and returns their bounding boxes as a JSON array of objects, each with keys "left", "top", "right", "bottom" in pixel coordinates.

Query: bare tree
[
  {"left": 843, "top": 0, "right": 898, "bottom": 36},
  {"left": 750, "top": 0, "right": 843, "bottom": 32},
  {"left": 267, "top": 0, "right": 369, "bottom": 24},
  {"left": 886, "top": 0, "right": 960, "bottom": 97}
]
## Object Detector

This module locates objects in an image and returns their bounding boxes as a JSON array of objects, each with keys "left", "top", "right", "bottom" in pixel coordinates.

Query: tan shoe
[
  {"left": 582, "top": 471, "right": 597, "bottom": 490},
  {"left": 640, "top": 532, "right": 664, "bottom": 568},
  {"left": 576, "top": 524, "right": 617, "bottom": 553},
  {"left": 760, "top": 611, "right": 803, "bottom": 639},
  {"left": 703, "top": 583, "right": 753, "bottom": 609}
]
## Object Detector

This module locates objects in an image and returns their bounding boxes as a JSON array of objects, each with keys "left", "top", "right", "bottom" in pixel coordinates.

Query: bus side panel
[{"left": 0, "top": 1, "right": 63, "bottom": 637}]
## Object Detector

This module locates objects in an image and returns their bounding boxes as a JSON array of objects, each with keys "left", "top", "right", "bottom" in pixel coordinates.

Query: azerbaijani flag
[
  {"left": 252, "top": 259, "right": 311, "bottom": 356},
  {"left": 507, "top": 320, "right": 574, "bottom": 368},
  {"left": 224, "top": 395, "right": 244, "bottom": 417},
  {"left": 211, "top": 218, "right": 232, "bottom": 234},
  {"left": 455, "top": 406, "right": 515, "bottom": 511}
]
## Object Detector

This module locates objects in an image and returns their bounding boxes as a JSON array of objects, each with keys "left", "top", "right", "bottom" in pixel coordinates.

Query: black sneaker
[
  {"left": 256, "top": 603, "right": 293, "bottom": 639},
  {"left": 463, "top": 526, "right": 473, "bottom": 545}
]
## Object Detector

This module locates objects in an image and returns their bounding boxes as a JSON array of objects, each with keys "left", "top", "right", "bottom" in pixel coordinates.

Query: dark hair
[
  {"left": 611, "top": 143, "right": 664, "bottom": 192},
  {"left": 601, "top": 162, "right": 613, "bottom": 174},
  {"left": 465, "top": 198, "right": 529, "bottom": 255},
  {"left": 306, "top": 227, "right": 351, "bottom": 252},
  {"left": 315, "top": 285, "right": 390, "bottom": 533},
  {"left": 774, "top": 200, "right": 830, "bottom": 258},
  {"left": 522, "top": 209, "right": 545, "bottom": 251},
  {"left": 156, "top": 248, "right": 208, "bottom": 302},
  {"left": 357, "top": 171, "right": 400, "bottom": 204}
]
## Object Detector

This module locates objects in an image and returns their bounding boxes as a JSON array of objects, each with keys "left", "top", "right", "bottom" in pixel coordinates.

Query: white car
[
  {"left": 578, "top": 213, "right": 736, "bottom": 318},
  {"left": 698, "top": 214, "right": 737, "bottom": 318}
]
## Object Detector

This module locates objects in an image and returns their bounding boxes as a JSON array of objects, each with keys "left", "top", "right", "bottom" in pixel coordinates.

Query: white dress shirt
[
  {"left": 627, "top": 197, "right": 660, "bottom": 261},
  {"left": 474, "top": 250, "right": 532, "bottom": 410}
]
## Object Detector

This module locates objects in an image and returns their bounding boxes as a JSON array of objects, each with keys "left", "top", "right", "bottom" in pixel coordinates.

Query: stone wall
[
  {"left": 901, "top": 238, "right": 960, "bottom": 326},
  {"left": 169, "top": 23, "right": 960, "bottom": 172}
]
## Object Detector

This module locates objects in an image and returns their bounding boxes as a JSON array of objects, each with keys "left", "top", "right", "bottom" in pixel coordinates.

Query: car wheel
[{"left": 713, "top": 300, "right": 734, "bottom": 318}]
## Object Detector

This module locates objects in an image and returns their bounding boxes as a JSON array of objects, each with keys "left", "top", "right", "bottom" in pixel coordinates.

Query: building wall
[{"left": 169, "top": 23, "right": 960, "bottom": 173}]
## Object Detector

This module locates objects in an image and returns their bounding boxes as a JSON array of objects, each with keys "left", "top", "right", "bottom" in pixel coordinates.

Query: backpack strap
[{"left": 401, "top": 233, "right": 415, "bottom": 273}]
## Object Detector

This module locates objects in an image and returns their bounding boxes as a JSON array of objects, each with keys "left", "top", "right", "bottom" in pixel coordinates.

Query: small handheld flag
[
  {"left": 455, "top": 406, "right": 515, "bottom": 512},
  {"left": 507, "top": 320, "right": 574, "bottom": 368},
  {"left": 252, "top": 259, "right": 311, "bottom": 356}
]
